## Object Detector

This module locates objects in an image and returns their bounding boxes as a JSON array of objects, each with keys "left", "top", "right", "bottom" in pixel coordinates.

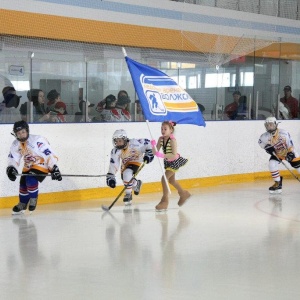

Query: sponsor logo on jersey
[{"left": 37, "top": 142, "right": 43, "bottom": 148}]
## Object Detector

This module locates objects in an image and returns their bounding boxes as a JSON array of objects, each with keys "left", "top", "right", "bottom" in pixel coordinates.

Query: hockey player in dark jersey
[
  {"left": 6, "top": 120, "right": 62, "bottom": 215},
  {"left": 258, "top": 116, "right": 300, "bottom": 193},
  {"left": 106, "top": 129, "right": 154, "bottom": 205}
]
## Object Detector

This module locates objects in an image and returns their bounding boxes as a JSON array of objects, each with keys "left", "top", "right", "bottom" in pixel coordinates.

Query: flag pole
[
  {"left": 146, "top": 120, "right": 171, "bottom": 194},
  {"left": 122, "top": 47, "right": 171, "bottom": 194},
  {"left": 122, "top": 47, "right": 127, "bottom": 57}
]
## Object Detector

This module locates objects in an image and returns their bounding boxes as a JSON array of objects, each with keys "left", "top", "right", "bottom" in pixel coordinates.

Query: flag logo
[{"left": 142, "top": 75, "right": 198, "bottom": 116}]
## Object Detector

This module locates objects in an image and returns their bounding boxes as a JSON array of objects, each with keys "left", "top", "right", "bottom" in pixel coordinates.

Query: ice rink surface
[{"left": 1, "top": 179, "right": 300, "bottom": 300}]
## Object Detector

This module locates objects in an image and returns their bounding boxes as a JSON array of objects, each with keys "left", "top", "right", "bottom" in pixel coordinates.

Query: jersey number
[{"left": 43, "top": 149, "right": 52, "bottom": 155}]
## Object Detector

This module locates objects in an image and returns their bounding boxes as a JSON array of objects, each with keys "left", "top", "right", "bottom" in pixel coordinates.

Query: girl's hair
[
  {"left": 117, "top": 90, "right": 129, "bottom": 99},
  {"left": 162, "top": 120, "right": 176, "bottom": 131},
  {"left": 27, "top": 89, "right": 43, "bottom": 107}
]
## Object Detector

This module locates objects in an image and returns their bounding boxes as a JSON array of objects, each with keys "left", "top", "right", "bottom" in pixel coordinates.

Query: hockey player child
[
  {"left": 106, "top": 129, "right": 154, "bottom": 205},
  {"left": 151, "top": 121, "right": 191, "bottom": 211},
  {"left": 258, "top": 116, "right": 300, "bottom": 193},
  {"left": 6, "top": 120, "right": 62, "bottom": 215}
]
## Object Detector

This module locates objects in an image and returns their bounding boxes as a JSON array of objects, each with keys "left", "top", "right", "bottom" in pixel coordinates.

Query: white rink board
[{"left": 0, "top": 120, "right": 300, "bottom": 197}]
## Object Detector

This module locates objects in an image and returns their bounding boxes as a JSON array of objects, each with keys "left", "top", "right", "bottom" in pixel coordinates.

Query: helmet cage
[
  {"left": 13, "top": 121, "right": 29, "bottom": 142},
  {"left": 264, "top": 117, "right": 278, "bottom": 135},
  {"left": 112, "top": 129, "right": 129, "bottom": 149}
]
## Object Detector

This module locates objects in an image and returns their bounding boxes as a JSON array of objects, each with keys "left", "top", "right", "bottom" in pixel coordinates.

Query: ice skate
[
  {"left": 133, "top": 180, "right": 142, "bottom": 196},
  {"left": 178, "top": 190, "right": 191, "bottom": 207},
  {"left": 123, "top": 193, "right": 132, "bottom": 206},
  {"left": 269, "top": 176, "right": 282, "bottom": 194},
  {"left": 28, "top": 198, "right": 37, "bottom": 213},
  {"left": 12, "top": 202, "right": 27, "bottom": 215},
  {"left": 155, "top": 196, "right": 169, "bottom": 212}
]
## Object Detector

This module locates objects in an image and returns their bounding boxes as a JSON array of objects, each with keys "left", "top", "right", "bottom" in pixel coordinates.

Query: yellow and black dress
[{"left": 161, "top": 136, "right": 188, "bottom": 172}]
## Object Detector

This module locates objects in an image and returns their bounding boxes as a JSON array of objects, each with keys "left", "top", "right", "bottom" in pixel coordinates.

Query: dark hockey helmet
[
  {"left": 13, "top": 120, "right": 29, "bottom": 142},
  {"left": 112, "top": 129, "right": 129, "bottom": 149},
  {"left": 105, "top": 94, "right": 117, "bottom": 109},
  {"left": 264, "top": 116, "right": 278, "bottom": 135}
]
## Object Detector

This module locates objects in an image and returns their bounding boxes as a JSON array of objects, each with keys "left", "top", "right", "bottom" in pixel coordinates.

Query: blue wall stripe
[{"left": 34, "top": 0, "right": 300, "bottom": 36}]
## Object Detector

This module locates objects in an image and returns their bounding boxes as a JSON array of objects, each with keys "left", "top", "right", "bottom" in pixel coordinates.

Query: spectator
[
  {"left": 115, "top": 90, "right": 131, "bottom": 121},
  {"left": 235, "top": 95, "right": 253, "bottom": 120},
  {"left": 74, "top": 99, "right": 95, "bottom": 122},
  {"left": 28, "top": 89, "right": 51, "bottom": 123},
  {"left": 0, "top": 86, "right": 22, "bottom": 123},
  {"left": 54, "top": 101, "right": 67, "bottom": 122},
  {"left": 94, "top": 94, "right": 118, "bottom": 122},
  {"left": 223, "top": 91, "right": 241, "bottom": 120},
  {"left": 117, "top": 90, "right": 131, "bottom": 113},
  {"left": 279, "top": 85, "right": 299, "bottom": 119},
  {"left": 135, "top": 100, "right": 145, "bottom": 121},
  {"left": 47, "top": 89, "right": 62, "bottom": 111},
  {"left": 46, "top": 89, "right": 68, "bottom": 122}
]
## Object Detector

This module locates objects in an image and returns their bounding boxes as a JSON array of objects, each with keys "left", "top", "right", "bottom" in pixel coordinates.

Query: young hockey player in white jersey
[
  {"left": 106, "top": 129, "right": 154, "bottom": 205},
  {"left": 7, "top": 120, "right": 62, "bottom": 215},
  {"left": 258, "top": 116, "right": 300, "bottom": 193}
]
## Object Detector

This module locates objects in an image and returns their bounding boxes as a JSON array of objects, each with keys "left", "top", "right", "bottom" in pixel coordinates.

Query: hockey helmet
[
  {"left": 112, "top": 129, "right": 129, "bottom": 149},
  {"left": 13, "top": 120, "right": 29, "bottom": 142},
  {"left": 264, "top": 116, "right": 278, "bottom": 135}
]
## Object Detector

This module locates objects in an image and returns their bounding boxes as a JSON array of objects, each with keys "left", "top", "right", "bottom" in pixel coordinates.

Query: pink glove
[
  {"left": 155, "top": 152, "right": 165, "bottom": 158},
  {"left": 151, "top": 140, "right": 157, "bottom": 146},
  {"left": 170, "top": 134, "right": 175, "bottom": 140}
]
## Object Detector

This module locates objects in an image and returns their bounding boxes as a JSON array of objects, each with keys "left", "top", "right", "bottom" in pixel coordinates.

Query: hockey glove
[
  {"left": 144, "top": 150, "right": 154, "bottom": 164},
  {"left": 265, "top": 144, "right": 275, "bottom": 156},
  {"left": 6, "top": 166, "right": 18, "bottom": 181},
  {"left": 144, "top": 154, "right": 154, "bottom": 164},
  {"left": 51, "top": 165, "right": 62, "bottom": 181},
  {"left": 286, "top": 152, "right": 295, "bottom": 162},
  {"left": 106, "top": 173, "right": 116, "bottom": 188}
]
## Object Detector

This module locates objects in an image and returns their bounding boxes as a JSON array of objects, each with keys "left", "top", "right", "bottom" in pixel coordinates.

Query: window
[
  {"left": 205, "top": 73, "right": 230, "bottom": 88},
  {"left": 240, "top": 72, "right": 254, "bottom": 86}
]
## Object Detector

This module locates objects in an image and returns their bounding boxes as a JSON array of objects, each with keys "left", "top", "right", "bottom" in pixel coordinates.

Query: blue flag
[{"left": 125, "top": 56, "right": 206, "bottom": 127}]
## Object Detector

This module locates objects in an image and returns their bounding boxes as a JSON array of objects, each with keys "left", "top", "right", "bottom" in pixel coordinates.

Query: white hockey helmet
[
  {"left": 112, "top": 129, "right": 129, "bottom": 149},
  {"left": 264, "top": 116, "right": 278, "bottom": 135}
]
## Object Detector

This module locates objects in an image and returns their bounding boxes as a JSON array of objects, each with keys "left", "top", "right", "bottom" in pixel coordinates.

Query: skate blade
[
  {"left": 155, "top": 208, "right": 168, "bottom": 212},
  {"left": 124, "top": 201, "right": 132, "bottom": 206},
  {"left": 11, "top": 210, "right": 25, "bottom": 216},
  {"left": 269, "top": 190, "right": 282, "bottom": 194}
]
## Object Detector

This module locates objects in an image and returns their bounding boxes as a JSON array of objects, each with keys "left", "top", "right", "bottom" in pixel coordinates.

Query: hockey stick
[
  {"left": 16, "top": 174, "right": 106, "bottom": 178},
  {"left": 101, "top": 162, "right": 146, "bottom": 212},
  {"left": 272, "top": 152, "right": 300, "bottom": 182}
]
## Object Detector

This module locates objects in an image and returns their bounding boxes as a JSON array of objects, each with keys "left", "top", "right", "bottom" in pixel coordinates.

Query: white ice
[{"left": 0, "top": 179, "right": 300, "bottom": 300}]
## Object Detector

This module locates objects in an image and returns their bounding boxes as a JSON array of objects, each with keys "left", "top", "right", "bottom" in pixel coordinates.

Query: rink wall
[{"left": 1, "top": 120, "right": 300, "bottom": 208}]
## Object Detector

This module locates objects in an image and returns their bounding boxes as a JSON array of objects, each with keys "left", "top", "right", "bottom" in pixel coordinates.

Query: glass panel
[
  {"left": 0, "top": 50, "right": 30, "bottom": 124},
  {"left": 253, "top": 41, "right": 281, "bottom": 120},
  {"left": 278, "top": 43, "right": 300, "bottom": 119},
  {"left": 33, "top": 53, "right": 86, "bottom": 123},
  {"left": 0, "top": 35, "right": 299, "bottom": 124}
]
